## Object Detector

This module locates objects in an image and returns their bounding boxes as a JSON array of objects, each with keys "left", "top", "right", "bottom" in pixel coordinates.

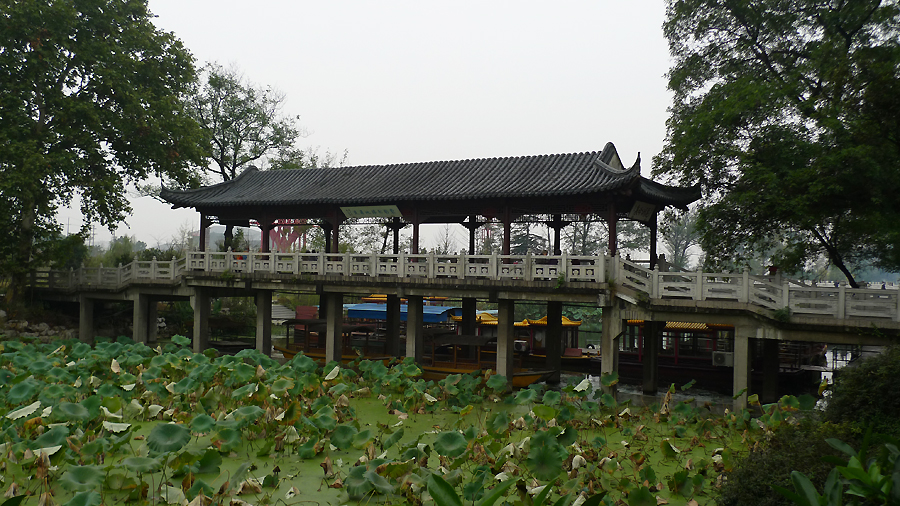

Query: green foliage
[
  {"left": 824, "top": 346, "right": 900, "bottom": 437},
  {"left": 656, "top": 0, "right": 900, "bottom": 286},
  {"left": 0, "top": 0, "right": 205, "bottom": 300},
  {"left": 718, "top": 420, "right": 857, "bottom": 506}
]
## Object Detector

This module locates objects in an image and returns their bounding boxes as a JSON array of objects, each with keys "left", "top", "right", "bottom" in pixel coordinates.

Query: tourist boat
[{"left": 422, "top": 332, "right": 554, "bottom": 388}]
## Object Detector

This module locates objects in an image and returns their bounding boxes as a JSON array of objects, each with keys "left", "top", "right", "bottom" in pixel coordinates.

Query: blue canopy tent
[{"left": 347, "top": 303, "right": 460, "bottom": 323}]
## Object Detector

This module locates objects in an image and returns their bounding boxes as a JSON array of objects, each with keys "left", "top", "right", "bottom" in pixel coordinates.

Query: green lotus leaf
[
  {"left": 96, "top": 384, "right": 120, "bottom": 398},
  {"left": 46, "top": 367, "right": 74, "bottom": 383},
  {"left": 485, "top": 374, "right": 508, "bottom": 392},
  {"left": 487, "top": 411, "right": 510, "bottom": 438},
  {"left": 33, "top": 425, "right": 69, "bottom": 448},
  {"left": 186, "top": 478, "right": 215, "bottom": 501},
  {"left": 433, "top": 431, "right": 467, "bottom": 458},
  {"left": 427, "top": 474, "right": 461, "bottom": 506},
  {"left": 230, "top": 405, "right": 264, "bottom": 426},
  {"left": 147, "top": 423, "right": 190, "bottom": 453},
  {"left": 191, "top": 414, "right": 217, "bottom": 434},
  {"left": 122, "top": 456, "right": 162, "bottom": 473},
  {"left": 231, "top": 382, "right": 258, "bottom": 399},
  {"left": 173, "top": 377, "right": 198, "bottom": 395},
  {"left": 328, "top": 383, "right": 350, "bottom": 396},
  {"left": 270, "top": 377, "right": 294, "bottom": 395},
  {"left": 64, "top": 490, "right": 102, "bottom": 506},
  {"left": 0, "top": 369, "right": 14, "bottom": 385},
  {"left": 330, "top": 424, "right": 358, "bottom": 451},
  {"left": 383, "top": 428, "right": 404, "bottom": 449},
  {"left": 526, "top": 443, "right": 566, "bottom": 481},
  {"left": 172, "top": 335, "right": 191, "bottom": 347},
  {"left": 191, "top": 449, "right": 222, "bottom": 475},
  {"left": 312, "top": 413, "right": 337, "bottom": 432},
  {"left": 59, "top": 465, "right": 105, "bottom": 492},
  {"left": 228, "top": 363, "right": 257, "bottom": 386},
  {"left": 532, "top": 405, "right": 558, "bottom": 421},
  {"left": 541, "top": 390, "right": 562, "bottom": 406},
  {"left": 298, "top": 439, "right": 319, "bottom": 459},
  {"left": 513, "top": 388, "right": 537, "bottom": 404},
  {"left": 557, "top": 427, "right": 578, "bottom": 447},
  {"left": 289, "top": 353, "right": 318, "bottom": 373},
  {"left": 27, "top": 359, "right": 54, "bottom": 375},
  {"left": 345, "top": 465, "right": 374, "bottom": 499},
  {"left": 7, "top": 378, "right": 43, "bottom": 405},
  {"left": 351, "top": 429, "right": 374, "bottom": 450},
  {"left": 212, "top": 428, "right": 242, "bottom": 453}
]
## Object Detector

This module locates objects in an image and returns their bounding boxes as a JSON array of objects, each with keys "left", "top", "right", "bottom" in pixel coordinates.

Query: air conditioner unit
[{"left": 712, "top": 351, "right": 734, "bottom": 367}]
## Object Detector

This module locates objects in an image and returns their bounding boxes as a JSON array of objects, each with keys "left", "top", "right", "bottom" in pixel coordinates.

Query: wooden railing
[{"left": 27, "top": 251, "right": 899, "bottom": 322}]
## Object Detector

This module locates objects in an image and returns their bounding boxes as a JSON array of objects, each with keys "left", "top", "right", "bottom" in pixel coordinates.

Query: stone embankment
[{"left": 0, "top": 310, "right": 79, "bottom": 341}]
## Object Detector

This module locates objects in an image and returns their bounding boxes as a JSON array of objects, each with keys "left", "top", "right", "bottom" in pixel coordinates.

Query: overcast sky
[{"left": 59, "top": 1, "right": 673, "bottom": 250}]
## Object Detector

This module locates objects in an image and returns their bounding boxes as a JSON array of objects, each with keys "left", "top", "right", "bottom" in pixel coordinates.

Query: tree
[
  {"left": 659, "top": 208, "right": 702, "bottom": 271},
  {"left": 186, "top": 63, "right": 320, "bottom": 248},
  {"left": 0, "top": 0, "right": 206, "bottom": 303},
  {"left": 655, "top": 0, "right": 900, "bottom": 287}
]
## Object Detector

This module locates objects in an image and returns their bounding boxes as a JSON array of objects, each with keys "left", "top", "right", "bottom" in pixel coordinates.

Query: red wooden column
[{"left": 606, "top": 204, "right": 618, "bottom": 256}]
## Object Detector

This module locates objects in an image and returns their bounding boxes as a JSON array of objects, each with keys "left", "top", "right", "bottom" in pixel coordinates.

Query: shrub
[
  {"left": 824, "top": 345, "right": 900, "bottom": 437},
  {"left": 717, "top": 419, "right": 856, "bottom": 506}
]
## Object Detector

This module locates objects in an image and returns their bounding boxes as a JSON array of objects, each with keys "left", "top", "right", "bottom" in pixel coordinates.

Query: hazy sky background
[{"left": 59, "top": 1, "right": 673, "bottom": 250}]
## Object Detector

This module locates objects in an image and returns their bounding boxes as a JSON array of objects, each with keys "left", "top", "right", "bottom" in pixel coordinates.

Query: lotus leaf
[
  {"left": 434, "top": 431, "right": 467, "bottom": 458},
  {"left": 147, "top": 423, "right": 191, "bottom": 453},
  {"left": 59, "top": 465, "right": 105, "bottom": 492},
  {"left": 231, "top": 382, "right": 258, "bottom": 399},
  {"left": 171, "top": 335, "right": 191, "bottom": 346},
  {"left": 541, "top": 390, "right": 561, "bottom": 406},
  {"left": 330, "top": 424, "right": 358, "bottom": 450},
  {"left": 191, "top": 449, "right": 222, "bottom": 474},
  {"left": 230, "top": 405, "right": 264, "bottom": 426},
  {"left": 526, "top": 443, "right": 566, "bottom": 481},
  {"left": 173, "top": 377, "right": 198, "bottom": 395},
  {"left": 122, "top": 456, "right": 162, "bottom": 473},
  {"left": 191, "top": 414, "right": 217, "bottom": 433},
  {"left": 298, "top": 439, "right": 319, "bottom": 459},
  {"left": 345, "top": 465, "right": 374, "bottom": 499},
  {"left": 212, "top": 427, "right": 242, "bottom": 453},
  {"left": 427, "top": 473, "right": 462, "bottom": 506},
  {"left": 187, "top": 478, "right": 215, "bottom": 500},
  {"left": 6, "top": 378, "right": 43, "bottom": 404},
  {"left": 6, "top": 401, "right": 41, "bottom": 420},
  {"left": 514, "top": 388, "right": 537, "bottom": 404},
  {"left": 351, "top": 429, "right": 374, "bottom": 450},
  {"left": 532, "top": 404, "right": 558, "bottom": 421},
  {"left": 64, "top": 490, "right": 102, "bottom": 506},
  {"left": 270, "top": 377, "right": 294, "bottom": 395},
  {"left": 383, "top": 428, "right": 404, "bottom": 449},
  {"left": 33, "top": 425, "right": 69, "bottom": 448}
]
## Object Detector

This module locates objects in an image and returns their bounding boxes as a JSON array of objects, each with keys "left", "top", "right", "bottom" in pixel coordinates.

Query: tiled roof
[{"left": 161, "top": 142, "right": 700, "bottom": 209}]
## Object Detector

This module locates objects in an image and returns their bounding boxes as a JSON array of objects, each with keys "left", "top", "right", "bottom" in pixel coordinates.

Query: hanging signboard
[
  {"left": 340, "top": 205, "right": 402, "bottom": 219},
  {"left": 627, "top": 201, "right": 656, "bottom": 223}
]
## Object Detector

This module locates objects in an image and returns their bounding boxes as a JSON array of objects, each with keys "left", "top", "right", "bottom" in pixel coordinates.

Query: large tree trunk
[
  {"left": 223, "top": 225, "right": 234, "bottom": 251},
  {"left": 5, "top": 204, "right": 36, "bottom": 307},
  {"left": 814, "top": 229, "right": 859, "bottom": 288}
]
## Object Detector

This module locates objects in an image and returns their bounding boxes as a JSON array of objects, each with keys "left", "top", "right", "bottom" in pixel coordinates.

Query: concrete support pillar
[
  {"left": 642, "top": 321, "right": 661, "bottom": 395},
  {"left": 324, "top": 292, "right": 343, "bottom": 364},
  {"left": 192, "top": 289, "right": 210, "bottom": 353},
  {"left": 461, "top": 298, "right": 477, "bottom": 336},
  {"left": 405, "top": 295, "right": 424, "bottom": 363},
  {"left": 733, "top": 331, "right": 751, "bottom": 410},
  {"left": 497, "top": 299, "right": 516, "bottom": 384},
  {"left": 79, "top": 296, "right": 95, "bottom": 344},
  {"left": 545, "top": 301, "right": 563, "bottom": 384},
  {"left": 761, "top": 338, "right": 780, "bottom": 404},
  {"left": 132, "top": 292, "right": 150, "bottom": 344},
  {"left": 385, "top": 294, "right": 402, "bottom": 357},
  {"left": 600, "top": 305, "right": 622, "bottom": 396},
  {"left": 255, "top": 290, "right": 272, "bottom": 356},
  {"left": 148, "top": 299, "right": 158, "bottom": 344}
]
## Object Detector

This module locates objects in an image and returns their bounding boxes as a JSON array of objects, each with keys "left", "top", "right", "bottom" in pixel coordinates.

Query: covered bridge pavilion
[{"left": 161, "top": 142, "right": 701, "bottom": 380}]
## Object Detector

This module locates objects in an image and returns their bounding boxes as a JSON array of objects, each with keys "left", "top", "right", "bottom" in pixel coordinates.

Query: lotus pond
[{"left": 0, "top": 335, "right": 815, "bottom": 506}]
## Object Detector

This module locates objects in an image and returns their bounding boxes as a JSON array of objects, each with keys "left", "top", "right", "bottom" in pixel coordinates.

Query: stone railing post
[
  {"left": 695, "top": 270, "right": 704, "bottom": 301},
  {"left": 783, "top": 281, "right": 791, "bottom": 310},
  {"left": 651, "top": 265, "right": 660, "bottom": 299},
  {"left": 740, "top": 269, "right": 750, "bottom": 303},
  {"left": 837, "top": 284, "right": 846, "bottom": 319}
]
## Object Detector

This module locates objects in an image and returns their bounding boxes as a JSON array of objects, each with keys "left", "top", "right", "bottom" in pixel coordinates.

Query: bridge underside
[{"left": 33, "top": 270, "right": 900, "bottom": 412}]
